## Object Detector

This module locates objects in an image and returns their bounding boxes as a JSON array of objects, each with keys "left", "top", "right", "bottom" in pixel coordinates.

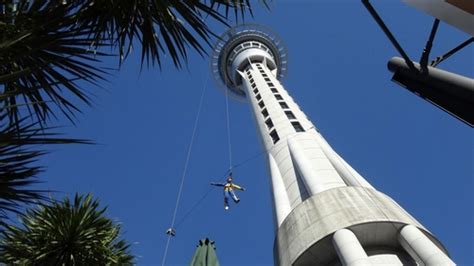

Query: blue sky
[{"left": 38, "top": 1, "right": 472, "bottom": 265}]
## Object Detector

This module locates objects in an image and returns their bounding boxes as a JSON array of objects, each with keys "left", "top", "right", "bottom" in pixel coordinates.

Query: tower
[{"left": 211, "top": 25, "right": 455, "bottom": 266}]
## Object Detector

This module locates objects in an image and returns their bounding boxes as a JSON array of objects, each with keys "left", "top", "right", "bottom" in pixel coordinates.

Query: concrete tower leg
[
  {"left": 288, "top": 137, "right": 346, "bottom": 195},
  {"left": 314, "top": 133, "right": 373, "bottom": 189},
  {"left": 398, "top": 225, "right": 455, "bottom": 266},
  {"left": 287, "top": 138, "right": 325, "bottom": 195},
  {"left": 332, "top": 229, "right": 371, "bottom": 266},
  {"left": 268, "top": 153, "right": 292, "bottom": 226}
]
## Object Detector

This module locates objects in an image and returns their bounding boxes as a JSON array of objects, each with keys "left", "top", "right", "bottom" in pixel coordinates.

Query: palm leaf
[
  {"left": 0, "top": 193, "right": 134, "bottom": 265},
  {"left": 0, "top": 0, "right": 269, "bottom": 124},
  {"left": 0, "top": 114, "right": 90, "bottom": 222},
  {"left": 0, "top": 0, "right": 108, "bottom": 124},
  {"left": 71, "top": 0, "right": 270, "bottom": 67}
]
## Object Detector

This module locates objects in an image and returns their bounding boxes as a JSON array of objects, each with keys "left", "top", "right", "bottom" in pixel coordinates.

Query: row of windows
[
  {"left": 249, "top": 64, "right": 305, "bottom": 144},
  {"left": 257, "top": 66, "right": 281, "bottom": 143},
  {"left": 256, "top": 64, "right": 306, "bottom": 134},
  {"left": 247, "top": 67, "right": 280, "bottom": 144}
]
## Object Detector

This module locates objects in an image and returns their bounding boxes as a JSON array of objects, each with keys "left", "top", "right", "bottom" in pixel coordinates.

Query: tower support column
[
  {"left": 314, "top": 133, "right": 374, "bottom": 189},
  {"left": 332, "top": 229, "right": 371, "bottom": 266},
  {"left": 288, "top": 137, "right": 345, "bottom": 195},
  {"left": 268, "top": 154, "right": 292, "bottom": 226},
  {"left": 398, "top": 225, "right": 455, "bottom": 266}
]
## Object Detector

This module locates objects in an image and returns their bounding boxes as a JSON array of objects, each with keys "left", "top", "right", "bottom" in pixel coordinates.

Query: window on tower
[
  {"left": 279, "top": 102, "right": 289, "bottom": 109},
  {"left": 292, "top": 122, "right": 305, "bottom": 132},
  {"left": 258, "top": 100, "right": 265, "bottom": 108},
  {"left": 269, "top": 129, "right": 280, "bottom": 144},
  {"left": 256, "top": 94, "right": 262, "bottom": 101},
  {"left": 261, "top": 108, "right": 269, "bottom": 118},
  {"left": 285, "top": 111, "right": 296, "bottom": 119},
  {"left": 253, "top": 88, "right": 259, "bottom": 94},
  {"left": 264, "top": 78, "right": 271, "bottom": 82},
  {"left": 271, "top": 88, "right": 278, "bottom": 93},
  {"left": 265, "top": 118, "right": 274, "bottom": 130},
  {"left": 275, "top": 94, "right": 283, "bottom": 100},
  {"left": 267, "top": 82, "right": 274, "bottom": 87}
]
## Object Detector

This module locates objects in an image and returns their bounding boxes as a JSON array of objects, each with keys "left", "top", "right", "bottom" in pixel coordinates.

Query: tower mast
[{"left": 211, "top": 24, "right": 454, "bottom": 266}]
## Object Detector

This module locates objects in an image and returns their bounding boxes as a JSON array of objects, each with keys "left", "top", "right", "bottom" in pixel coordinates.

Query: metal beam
[
  {"left": 388, "top": 57, "right": 474, "bottom": 127},
  {"left": 431, "top": 37, "right": 474, "bottom": 67},
  {"left": 420, "top": 19, "right": 440, "bottom": 73},
  {"left": 361, "top": 0, "right": 418, "bottom": 72}
]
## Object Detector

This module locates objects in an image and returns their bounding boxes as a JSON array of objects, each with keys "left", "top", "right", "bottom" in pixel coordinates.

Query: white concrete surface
[
  {"left": 268, "top": 153, "right": 292, "bottom": 227},
  {"left": 219, "top": 35, "right": 454, "bottom": 266},
  {"left": 399, "top": 225, "right": 455, "bottom": 266},
  {"left": 332, "top": 229, "right": 371, "bottom": 266}
]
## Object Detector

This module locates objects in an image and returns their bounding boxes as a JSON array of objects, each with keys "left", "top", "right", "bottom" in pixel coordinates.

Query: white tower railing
[{"left": 211, "top": 25, "right": 455, "bottom": 266}]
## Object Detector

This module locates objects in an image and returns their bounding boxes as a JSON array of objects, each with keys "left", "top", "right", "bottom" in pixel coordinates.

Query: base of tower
[{"left": 273, "top": 186, "right": 450, "bottom": 266}]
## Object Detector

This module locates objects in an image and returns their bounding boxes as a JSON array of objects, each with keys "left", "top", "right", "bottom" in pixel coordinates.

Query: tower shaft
[
  {"left": 212, "top": 24, "right": 455, "bottom": 266},
  {"left": 237, "top": 61, "right": 454, "bottom": 266}
]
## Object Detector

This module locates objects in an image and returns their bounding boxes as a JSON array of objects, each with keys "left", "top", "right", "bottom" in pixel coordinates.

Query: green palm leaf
[
  {"left": 0, "top": 114, "right": 90, "bottom": 221},
  {"left": 0, "top": 193, "right": 134, "bottom": 265},
  {"left": 0, "top": 0, "right": 268, "bottom": 124},
  {"left": 0, "top": 0, "right": 108, "bottom": 124},
  {"left": 71, "top": 0, "right": 269, "bottom": 67}
]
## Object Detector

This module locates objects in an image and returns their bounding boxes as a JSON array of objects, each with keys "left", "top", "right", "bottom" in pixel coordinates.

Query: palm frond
[
  {"left": 0, "top": 0, "right": 269, "bottom": 124},
  {"left": 210, "top": 0, "right": 271, "bottom": 21},
  {"left": 0, "top": 0, "right": 108, "bottom": 124},
  {"left": 0, "top": 193, "right": 134, "bottom": 265},
  {"left": 0, "top": 115, "right": 90, "bottom": 221},
  {"left": 71, "top": 0, "right": 270, "bottom": 68}
]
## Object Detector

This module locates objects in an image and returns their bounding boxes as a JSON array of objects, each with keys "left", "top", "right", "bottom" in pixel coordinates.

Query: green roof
[{"left": 189, "top": 238, "right": 220, "bottom": 266}]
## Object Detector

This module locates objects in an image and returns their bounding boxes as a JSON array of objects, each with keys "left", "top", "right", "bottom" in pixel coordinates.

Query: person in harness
[{"left": 211, "top": 173, "right": 245, "bottom": 210}]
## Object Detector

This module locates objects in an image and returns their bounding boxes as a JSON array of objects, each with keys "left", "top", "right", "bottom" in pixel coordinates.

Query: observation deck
[{"left": 211, "top": 24, "right": 288, "bottom": 99}]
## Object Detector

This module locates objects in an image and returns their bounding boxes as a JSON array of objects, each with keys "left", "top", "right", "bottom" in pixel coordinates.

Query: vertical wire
[
  {"left": 161, "top": 76, "right": 208, "bottom": 266},
  {"left": 224, "top": 85, "right": 233, "bottom": 171}
]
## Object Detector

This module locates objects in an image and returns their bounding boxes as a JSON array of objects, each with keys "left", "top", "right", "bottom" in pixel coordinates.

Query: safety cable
[
  {"left": 161, "top": 76, "right": 208, "bottom": 266},
  {"left": 177, "top": 150, "right": 264, "bottom": 228},
  {"left": 173, "top": 148, "right": 266, "bottom": 229},
  {"left": 224, "top": 84, "right": 233, "bottom": 172},
  {"left": 174, "top": 169, "right": 231, "bottom": 229}
]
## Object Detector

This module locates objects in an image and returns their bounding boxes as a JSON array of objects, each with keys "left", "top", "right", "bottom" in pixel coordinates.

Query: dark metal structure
[{"left": 362, "top": 0, "right": 474, "bottom": 127}]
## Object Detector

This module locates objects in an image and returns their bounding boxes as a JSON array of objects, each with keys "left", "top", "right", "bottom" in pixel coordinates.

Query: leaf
[
  {"left": 0, "top": 115, "right": 90, "bottom": 221},
  {"left": 0, "top": 193, "right": 134, "bottom": 265}
]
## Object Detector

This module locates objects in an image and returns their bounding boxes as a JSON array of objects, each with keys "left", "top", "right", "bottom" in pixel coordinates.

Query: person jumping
[{"left": 211, "top": 173, "right": 245, "bottom": 210}]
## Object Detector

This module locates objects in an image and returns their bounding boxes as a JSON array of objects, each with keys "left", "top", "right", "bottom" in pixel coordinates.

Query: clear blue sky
[{"left": 39, "top": 1, "right": 472, "bottom": 265}]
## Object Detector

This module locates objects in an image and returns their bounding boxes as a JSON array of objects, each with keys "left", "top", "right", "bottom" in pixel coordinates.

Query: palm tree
[
  {"left": 0, "top": 0, "right": 268, "bottom": 218},
  {"left": 0, "top": 115, "right": 88, "bottom": 225},
  {"left": 0, "top": 193, "right": 134, "bottom": 265},
  {"left": 1, "top": 0, "right": 268, "bottom": 124},
  {"left": 0, "top": 1, "right": 268, "bottom": 261}
]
